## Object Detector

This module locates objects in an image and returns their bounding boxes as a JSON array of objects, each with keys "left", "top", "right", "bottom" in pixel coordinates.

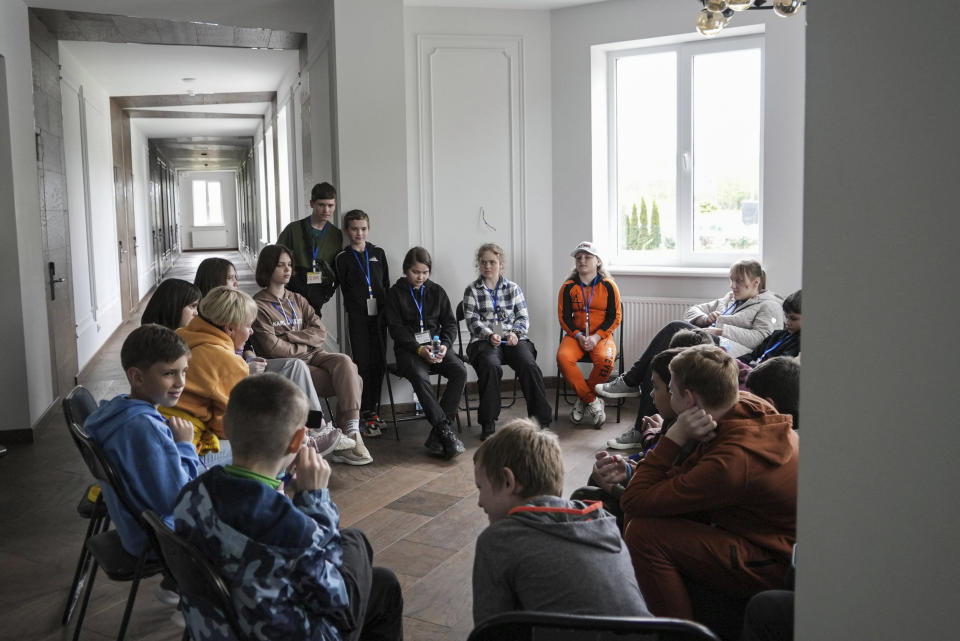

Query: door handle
[{"left": 48, "top": 261, "right": 66, "bottom": 301}]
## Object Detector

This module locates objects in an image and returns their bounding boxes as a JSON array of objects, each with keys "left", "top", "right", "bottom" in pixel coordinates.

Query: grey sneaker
[
  {"left": 595, "top": 375, "right": 640, "bottom": 398},
  {"left": 586, "top": 397, "right": 606, "bottom": 428},
  {"left": 306, "top": 427, "right": 356, "bottom": 456},
  {"left": 570, "top": 398, "right": 586, "bottom": 424},
  {"left": 607, "top": 427, "right": 643, "bottom": 450}
]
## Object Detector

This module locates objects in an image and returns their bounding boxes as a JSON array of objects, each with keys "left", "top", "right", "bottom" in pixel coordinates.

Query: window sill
[{"left": 608, "top": 265, "right": 729, "bottom": 278}]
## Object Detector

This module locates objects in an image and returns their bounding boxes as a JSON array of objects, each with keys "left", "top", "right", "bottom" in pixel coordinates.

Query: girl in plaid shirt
[{"left": 462, "top": 243, "right": 552, "bottom": 439}]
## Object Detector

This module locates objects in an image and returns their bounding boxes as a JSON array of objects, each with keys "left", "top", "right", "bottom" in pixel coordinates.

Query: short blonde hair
[
  {"left": 475, "top": 243, "right": 505, "bottom": 274},
  {"left": 199, "top": 286, "right": 257, "bottom": 327},
  {"left": 473, "top": 419, "right": 563, "bottom": 498},
  {"left": 669, "top": 344, "right": 739, "bottom": 410}
]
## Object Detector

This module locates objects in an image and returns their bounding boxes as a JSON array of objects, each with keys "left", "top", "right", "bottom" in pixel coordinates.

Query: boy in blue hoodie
[
  {"left": 174, "top": 373, "right": 403, "bottom": 641},
  {"left": 471, "top": 419, "right": 650, "bottom": 626},
  {"left": 84, "top": 323, "right": 200, "bottom": 557}
]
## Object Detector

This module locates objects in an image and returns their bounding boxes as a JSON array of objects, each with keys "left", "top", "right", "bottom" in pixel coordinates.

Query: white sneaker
[
  {"left": 306, "top": 427, "right": 356, "bottom": 456},
  {"left": 570, "top": 398, "right": 586, "bottom": 424},
  {"left": 586, "top": 397, "right": 606, "bottom": 428},
  {"left": 595, "top": 374, "right": 641, "bottom": 398},
  {"left": 329, "top": 432, "right": 374, "bottom": 466}
]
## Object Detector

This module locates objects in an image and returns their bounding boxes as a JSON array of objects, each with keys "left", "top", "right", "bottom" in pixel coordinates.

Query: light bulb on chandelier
[{"left": 696, "top": 0, "right": 805, "bottom": 37}]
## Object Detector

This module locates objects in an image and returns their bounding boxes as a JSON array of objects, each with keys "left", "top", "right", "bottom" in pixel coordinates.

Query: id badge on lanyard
[
  {"left": 309, "top": 226, "right": 327, "bottom": 284},
  {"left": 353, "top": 248, "right": 378, "bottom": 316}
]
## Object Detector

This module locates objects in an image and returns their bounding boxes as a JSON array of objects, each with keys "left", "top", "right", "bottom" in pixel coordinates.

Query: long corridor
[{"left": 0, "top": 251, "right": 639, "bottom": 641}]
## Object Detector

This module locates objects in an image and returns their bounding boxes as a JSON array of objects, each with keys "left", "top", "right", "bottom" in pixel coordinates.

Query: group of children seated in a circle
[{"left": 81, "top": 180, "right": 802, "bottom": 640}]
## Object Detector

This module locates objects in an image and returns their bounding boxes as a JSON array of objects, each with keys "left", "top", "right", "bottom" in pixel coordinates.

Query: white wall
[
  {"left": 129, "top": 122, "right": 155, "bottom": 295},
  {"left": 404, "top": 7, "right": 554, "bottom": 371},
  {"left": 798, "top": 2, "right": 960, "bottom": 639},
  {"left": 333, "top": 0, "right": 409, "bottom": 285},
  {"left": 178, "top": 170, "right": 239, "bottom": 250},
  {"left": 0, "top": 0, "right": 53, "bottom": 428},
  {"left": 59, "top": 44, "right": 123, "bottom": 370},
  {"left": 551, "top": 0, "right": 804, "bottom": 301}
]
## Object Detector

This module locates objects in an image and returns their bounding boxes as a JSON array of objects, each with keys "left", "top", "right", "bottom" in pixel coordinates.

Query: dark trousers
[
  {"left": 466, "top": 340, "right": 552, "bottom": 426},
  {"left": 623, "top": 321, "right": 705, "bottom": 420},
  {"left": 741, "top": 590, "right": 794, "bottom": 641},
  {"left": 348, "top": 312, "right": 387, "bottom": 413},
  {"left": 339, "top": 528, "right": 404, "bottom": 641},
  {"left": 394, "top": 348, "right": 466, "bottom": 428}
]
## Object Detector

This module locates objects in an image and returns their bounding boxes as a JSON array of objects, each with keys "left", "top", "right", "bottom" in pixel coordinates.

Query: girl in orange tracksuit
[{"left": 556, "top": 242, "right": 622, "bottom": 427}]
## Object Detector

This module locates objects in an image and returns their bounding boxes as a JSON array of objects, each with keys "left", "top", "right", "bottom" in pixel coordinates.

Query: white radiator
[
  {"left": 620, "top": 297, "right": 701, "bottom": 367},
  {"left": 191, "top": 230, "right": 228, "bottom": 248}
]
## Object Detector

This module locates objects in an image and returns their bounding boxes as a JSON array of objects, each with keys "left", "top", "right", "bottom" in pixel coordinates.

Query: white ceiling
[
  {"left": 59, "top": 41, "right": 296, "bottom": 139},
  {"left": 59, "top": 42, "right": 298, "bottom": 97},
  {"left": 405, "top": 0, "right": 608, "bottom": 8}
]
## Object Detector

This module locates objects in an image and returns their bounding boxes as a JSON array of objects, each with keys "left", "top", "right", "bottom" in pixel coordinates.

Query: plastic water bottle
[
  {"left": 413, "top": 393, "right": 423, "bottom": 413},
  {"left": 431, "top": 335, "right": 442, "bottom": 360}
]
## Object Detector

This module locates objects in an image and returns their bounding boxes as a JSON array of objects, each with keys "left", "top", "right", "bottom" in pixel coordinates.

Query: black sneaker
[
  {"left": 480, "top": 421, "right": 496, "bottom": 440},
  {"left": 437, "top": 425, "right": 465, "bottom": 459},
  {"left": 424, "top": 426, "right": 445, "bottom": 456}
]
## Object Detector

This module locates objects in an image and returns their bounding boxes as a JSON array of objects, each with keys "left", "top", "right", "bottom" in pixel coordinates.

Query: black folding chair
[
  {"left": 467, "top": 611, "right": 721, "bottom": 641},
  {"left": 554, "top": 318, "right": 626, "bottom": 424},
  {"left": 455, "top": 301, "right": 519, "bottom": 428},
  {"left": 142, "top": 510, "right": 252, "bottom": 641},
  {"left": 62, "top": 385, "right": 110, "bottom": 626},
  {"left": 381, "top": 316, "right": 462, "bottom": 440},
  {"left": 66, "top": 420, "right": 164, "bottom": 641}
]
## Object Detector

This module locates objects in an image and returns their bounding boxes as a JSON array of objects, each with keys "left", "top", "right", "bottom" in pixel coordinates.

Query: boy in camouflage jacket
[{"left": 174, "top": 373, "right": 403, "bottom": 641}]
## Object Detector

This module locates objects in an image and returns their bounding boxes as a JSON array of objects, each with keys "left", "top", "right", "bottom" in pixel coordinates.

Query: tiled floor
[{"left": 0, "top": 250, "right": 643, "bottom": 641}]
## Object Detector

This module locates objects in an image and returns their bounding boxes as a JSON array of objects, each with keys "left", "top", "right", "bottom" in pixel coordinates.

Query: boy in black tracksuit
[{"left": 335, "top": 210, "right": 391, "bottom": 436}]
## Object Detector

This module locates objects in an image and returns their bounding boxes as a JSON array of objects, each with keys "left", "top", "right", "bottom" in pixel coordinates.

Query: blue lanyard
[
  {"left": 409, "top": 284, "right": 425, "bottom": 331},
  {"left": 311, "top": 225, "right": 328, "bottom": 266},
  {"left": 352, "top": 247, "right": 374, "bottom": 298},
  {"left": 271, "top": 300, "right": 298, "bottom": 327},
  {"left": 711, "top": 299, "right": 740, "bottom": 327},
  {"left": 580, "top": 275, "right": 598, "bottom": 332},
  {"left": 757, "top": 335, "right": 790, "bottom": 364},
  {"left": 485, "top": 277, "right": 501, "bottom": 311}
]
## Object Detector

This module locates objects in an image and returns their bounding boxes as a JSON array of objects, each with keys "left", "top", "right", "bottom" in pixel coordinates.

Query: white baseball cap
[{"left": 570, "top": 241, "right": 602, "bottom": 260}]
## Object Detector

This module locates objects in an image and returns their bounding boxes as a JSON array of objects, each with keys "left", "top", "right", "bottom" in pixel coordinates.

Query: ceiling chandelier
[{"left": 696, "top": 0, "right": 805, "bottom": 37}]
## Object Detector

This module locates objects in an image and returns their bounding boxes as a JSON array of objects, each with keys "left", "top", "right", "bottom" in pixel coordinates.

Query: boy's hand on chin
[{"left": 667, "top": 406, "right": 717, "bottom": 447}]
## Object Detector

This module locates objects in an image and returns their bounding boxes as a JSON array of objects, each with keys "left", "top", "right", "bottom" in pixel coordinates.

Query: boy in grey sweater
[{"left": 472, "top": 419, "right": 650, "bottom": 626}]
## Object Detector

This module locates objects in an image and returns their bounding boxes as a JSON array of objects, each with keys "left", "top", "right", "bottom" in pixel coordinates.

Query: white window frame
[
  {"left": 605, "top": 34, "right": 765, "bottom": 269},
  {"left": 190, "top": 178, "right": 224, "bottom": 227}
]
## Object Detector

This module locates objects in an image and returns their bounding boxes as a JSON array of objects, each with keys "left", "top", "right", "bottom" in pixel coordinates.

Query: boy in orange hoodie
[{"left": 621, "top": 344, "right": 798, "bottom": 619}]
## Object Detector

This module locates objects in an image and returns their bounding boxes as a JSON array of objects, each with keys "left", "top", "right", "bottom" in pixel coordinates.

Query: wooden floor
[{"left": 0, "top": 250, "right": 643, "bottom": 641}]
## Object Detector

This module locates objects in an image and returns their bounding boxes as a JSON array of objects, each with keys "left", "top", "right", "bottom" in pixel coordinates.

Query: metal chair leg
[
  {"left": 62, "top": 509, "right": 105, "bottom": 625},
  {"left": 115, "top": 550, "right": 148, "bottom": 641},
  {"left": 72, "top": 558, "right": 99, "bottom": 641}
]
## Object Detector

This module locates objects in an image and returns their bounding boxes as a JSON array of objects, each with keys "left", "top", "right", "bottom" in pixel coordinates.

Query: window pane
[
  {"left": 256, "top": 140, "right": 267, "bottom": 241},
  {"left": 192, "top": 181, "right": 208, "bottom": 226},
  {"left": 277, "top": 105, "right": 291, "bottom": 229},
  {"left": 616, "top": 51, "right": 677, "bottom": 257},
  {"left": 207, "top": 181, "right": 223, "bottom": 225},
  {"left": 692, "top": 48, "right": 761, "bottom": 254},
  {"left": 265, "top": 126, "right": 277, "bottom": 241}
]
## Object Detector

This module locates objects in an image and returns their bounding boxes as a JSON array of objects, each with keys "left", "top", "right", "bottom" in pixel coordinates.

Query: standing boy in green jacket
[{"left": 277, "top": 182, "right": 343, "bottom": 317}]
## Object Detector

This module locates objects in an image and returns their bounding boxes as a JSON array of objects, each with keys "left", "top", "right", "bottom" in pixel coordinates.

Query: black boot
[
  {"left": 437, "top": 423, "right": 465, "bottom": 459},
  {"left": 480, "top": 421, "right": 496, "bottom": 440},
  {"left": 424, "top": 425, "right": 445, "bottom": 456}
]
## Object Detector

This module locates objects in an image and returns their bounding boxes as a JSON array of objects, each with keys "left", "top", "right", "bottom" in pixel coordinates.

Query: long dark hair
[
  {"left": 141, "top": 279, "right": 201, "bottom": 330},
  {"left": 194, "top": 257, "right": 236, "bottom": 297}
]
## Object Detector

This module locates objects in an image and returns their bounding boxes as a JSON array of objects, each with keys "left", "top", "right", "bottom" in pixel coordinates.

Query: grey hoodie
[{"left": 472, "top": 496, "right": 650, "bottom": 626}]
